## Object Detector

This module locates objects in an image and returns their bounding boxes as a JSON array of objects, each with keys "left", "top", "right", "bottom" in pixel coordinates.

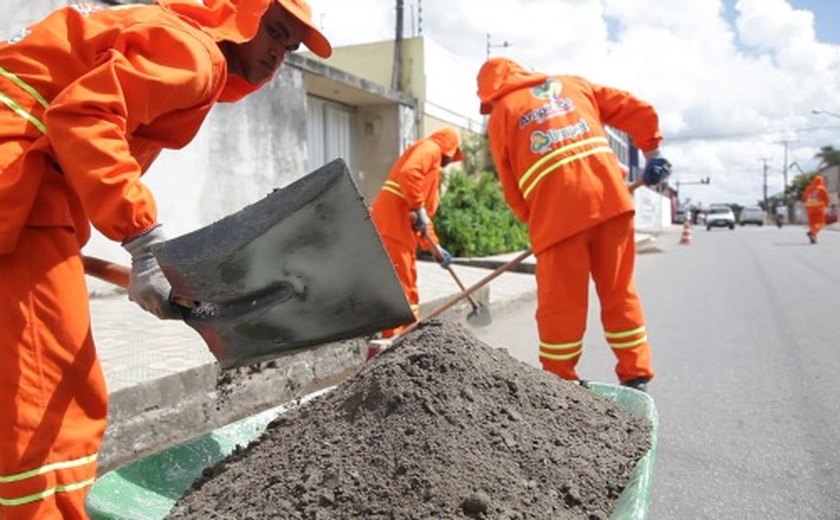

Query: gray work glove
[
  {"left": 122, "top": 225, "right": 180, "bottom": 320},
  {"left": 409, "top": 207, "right": 430, "bottom": 234}
]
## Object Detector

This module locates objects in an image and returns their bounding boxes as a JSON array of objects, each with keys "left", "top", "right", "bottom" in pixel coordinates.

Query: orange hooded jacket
[
  {"left": 477, "top": 58, "right": 662, "bottom": 254},
  {"left": 370, "top": 127, "right": 462, "bottom": 249},
  {"left": 0, "top": 0, "right": 278, "bottom": 254},
  {"left": 803, "top": 175, "right": 829, "bottom": 208}
]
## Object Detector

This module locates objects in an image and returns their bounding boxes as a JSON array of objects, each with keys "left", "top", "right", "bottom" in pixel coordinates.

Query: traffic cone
[{"left": 679, "top": 215, "right": 692, "bottom": 245}]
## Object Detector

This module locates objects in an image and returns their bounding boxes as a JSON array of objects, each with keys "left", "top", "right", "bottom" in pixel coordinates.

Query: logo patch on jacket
[
  {"left": 531, "top": 79, "right": 563, "bottom": 100},
  {"left": 519, "top": 97, "right": 575, "bottom": 128},
  {"left": 529, "top": 120, "right": 591, "bottom": 154}
]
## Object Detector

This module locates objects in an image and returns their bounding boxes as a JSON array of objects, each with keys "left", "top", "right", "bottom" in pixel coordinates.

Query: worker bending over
[
  {"left": 0, "top": 0, "right": 330, "bottom": 516},
  {"left": 477, "top": 57, "right": 671, "bottom": 392}
]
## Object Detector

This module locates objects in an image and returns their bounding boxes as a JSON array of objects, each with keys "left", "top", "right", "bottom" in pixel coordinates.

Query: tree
[
  {"left": 788, "top": 171, "right": 816, "bottom": 202},
  {"left": 814, "top": 145, "right": 840, "bottom": 168}
]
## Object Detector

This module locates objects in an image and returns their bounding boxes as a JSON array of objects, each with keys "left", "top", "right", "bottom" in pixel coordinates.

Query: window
[{"left": 307, "top": 96, "right": 357, "bottom": 176}]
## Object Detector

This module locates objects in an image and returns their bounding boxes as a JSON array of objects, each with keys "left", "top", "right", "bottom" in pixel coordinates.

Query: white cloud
[{"left": 313, "top": 0, "right": 840, "bottom": 205}]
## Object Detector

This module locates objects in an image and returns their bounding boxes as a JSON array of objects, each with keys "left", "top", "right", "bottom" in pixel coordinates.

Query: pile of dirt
[{"left": 168, "top": 319, "right": 651, "bottom": 519}]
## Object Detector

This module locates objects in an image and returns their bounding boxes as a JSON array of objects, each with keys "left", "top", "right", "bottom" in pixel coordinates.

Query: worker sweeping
[
  {"left": 370, "top": 127, "right": 463, "bottom": 339},
  {"left": 476, "top": 57, "right": 671, "bottom": 392},
  {"left": 803, "top": 174, "right": 829, "bottom": 244},
  {"left": 0, "top": 1, "right": 331, "bottom": 517}
]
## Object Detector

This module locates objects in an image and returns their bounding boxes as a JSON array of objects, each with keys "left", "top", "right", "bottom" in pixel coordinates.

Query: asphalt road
[{"left": 466, "top": 223, "right": 840, "bottom": 519}]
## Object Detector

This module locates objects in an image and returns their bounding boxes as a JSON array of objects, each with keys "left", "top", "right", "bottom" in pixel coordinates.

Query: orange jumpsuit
[
  {"left": 478, "top": 57, "right": 661, "bottom": 383},
  {"left": 370, "top": 128, "right": 462, "bottom": 337},
  {"left": 0, "top": 1, "right": 274, "bottom": 516},
  {"left": 803, "top": 175, "right": 829, "bottom": 239}
]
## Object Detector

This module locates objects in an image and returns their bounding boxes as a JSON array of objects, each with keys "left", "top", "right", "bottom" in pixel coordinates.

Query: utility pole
[
  {"left": 759, "top": 158, "right": 769, "bottom": 210},
  {"left": 776, "top": 138, "right": 797, "bottom": 219},
  {"left": 392, "top": 0, "right": 404, "bottom": 92}
]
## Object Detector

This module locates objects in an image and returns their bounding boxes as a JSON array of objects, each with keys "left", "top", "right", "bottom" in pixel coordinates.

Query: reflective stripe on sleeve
[
  {"left": 0, "top": 65, "right": 49, "bottom": 133},
  {"left": 381, "top": 179, "right": 405, "bottom": 199},
  {"left": 0, "top": 92, "right": 46, "bottom": 133}
]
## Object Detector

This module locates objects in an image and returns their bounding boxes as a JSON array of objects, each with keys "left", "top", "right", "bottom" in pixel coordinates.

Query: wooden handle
[
  {"left": 423, "top": 233, "right": 481, "bottom": 311},
  {"left": 394, "top": 248, "right": 533, "bottom": 342},
  {"left": 82, "top": 256, "right": 130, "bottom": 288}
]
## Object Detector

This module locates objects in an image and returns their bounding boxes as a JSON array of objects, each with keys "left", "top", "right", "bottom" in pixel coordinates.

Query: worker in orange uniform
[
  {"left": 370, "top": 128, "right": 463, "bottom": 340},
  {"left": 0, "top": 1, "right": 330, "bottom": 517},
  {"left": 802, "top": 174, "right": 829, "bottom": 244},
  {"left": 477, "top": 57, "right": 671, "bottom": 392}
]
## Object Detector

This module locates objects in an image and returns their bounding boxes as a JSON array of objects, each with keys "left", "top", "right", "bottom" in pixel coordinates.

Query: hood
[
  {"left": 811, "top": 175, "right": 825, "bottom": 186},
  {"left": 428, "top": 128, "right": 463, "bottom": 162},
  {"left": 476, "top": 57, "right": 548, "bottom": 115},
  {"left": 157, "top": 0, "right": 272, "bottom": 44}
]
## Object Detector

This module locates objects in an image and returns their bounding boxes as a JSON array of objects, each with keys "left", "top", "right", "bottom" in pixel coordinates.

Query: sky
[{"left": 310, "top": 0, "right": 840, "bottom": 207}]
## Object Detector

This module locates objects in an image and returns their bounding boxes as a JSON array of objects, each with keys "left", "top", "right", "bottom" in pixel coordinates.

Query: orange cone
[{"left": 679, "top": 215, "right": 692, "bottom": 245}]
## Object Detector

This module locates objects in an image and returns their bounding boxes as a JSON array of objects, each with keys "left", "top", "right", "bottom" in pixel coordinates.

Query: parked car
[
  {"left": 739, "top": 206, "right": 765, "bottom": 226},
  {"left": 707, "top": 206, "right": 735, "bottom": 230}
]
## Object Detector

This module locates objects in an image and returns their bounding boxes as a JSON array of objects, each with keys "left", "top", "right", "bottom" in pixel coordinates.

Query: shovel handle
[
  {"left": 394, "top": 248, "right": 533, "bottom": 342},
  {"left": 82, "top": 255, "right": 129, "bottom": 288},
  {"left": 423, "top": 233, "right": 481, "bottom": 311}
]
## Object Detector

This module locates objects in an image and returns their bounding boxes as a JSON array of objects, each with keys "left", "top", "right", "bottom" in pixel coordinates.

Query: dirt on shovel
[{"left": 167, "top": 318, "right": 651, "bottom": 519}]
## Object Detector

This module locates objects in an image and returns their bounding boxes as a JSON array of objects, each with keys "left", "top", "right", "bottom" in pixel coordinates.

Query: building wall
[
  {"left": 311, "top": 40, "right": 396, "bottom": 89},
  {"left": 355, "top": 104, "right": 402, "bottom": 204}
]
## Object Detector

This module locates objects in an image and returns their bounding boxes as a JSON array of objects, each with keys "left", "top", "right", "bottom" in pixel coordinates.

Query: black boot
[{"left": 621, "top": 377, "right": 651, "bottom": 393}]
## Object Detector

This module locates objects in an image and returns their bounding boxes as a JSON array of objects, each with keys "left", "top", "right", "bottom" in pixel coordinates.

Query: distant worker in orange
[
  {"left": 0, "top": 1, "right": 331, "bottom": 517},
  {"left": 802, "top": 174, "right": 829, "bottom": 244},
  {"left": 370, "top": 128, "right": 463, "bottom": 339},
  {"left": 477, "top": 57, "right": 671, "bottom": 392}
]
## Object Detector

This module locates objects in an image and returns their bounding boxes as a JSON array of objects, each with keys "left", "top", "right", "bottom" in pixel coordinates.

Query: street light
[
  {"left": 812, "top": 109, "right": 840, "bottom": 119},
  {"left": 486, "top": 33, "right": 512, "bottom": 60},
  {"left": 789, "top": 161, "right": 805, "bottom": 175}
]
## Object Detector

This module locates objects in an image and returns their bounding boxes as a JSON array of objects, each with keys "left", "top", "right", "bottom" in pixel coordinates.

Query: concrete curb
[{"left": 100, "top": 338, "right": 366, "bottom": 473}]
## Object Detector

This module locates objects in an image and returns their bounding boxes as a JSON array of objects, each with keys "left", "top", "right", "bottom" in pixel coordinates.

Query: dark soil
[{"left": 167, "top": 319, "right": 651, "bottom": 519}]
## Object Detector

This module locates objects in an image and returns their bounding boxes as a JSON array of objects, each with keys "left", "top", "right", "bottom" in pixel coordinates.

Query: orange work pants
[
  {"left": 534, "top": 212, "right": 654, "bottom": 383},
  {"left": 806, "top": 206, "right": 826, "bottom": 236},
  {"left": 0, "top": 225, "right": 108, "bottom": 519},
  {"left": 379, "top": 237, "right": 420, "bottom": 338}
]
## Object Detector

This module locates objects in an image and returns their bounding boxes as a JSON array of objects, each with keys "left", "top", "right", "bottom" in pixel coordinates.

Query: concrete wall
[
  {"left": 634, "top": 186, "right": 673, "bottom": 232},
  {"left": 313, "top": 40, "right": 395, "bottom": 88},
  {"left": 355, "top": 104, "right": 401, "bottom": 204}
]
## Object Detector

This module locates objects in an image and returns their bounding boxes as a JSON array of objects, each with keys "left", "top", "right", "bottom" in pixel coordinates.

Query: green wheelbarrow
[{"left": 86, "top": 383, "right": 659, "bottom": 520}]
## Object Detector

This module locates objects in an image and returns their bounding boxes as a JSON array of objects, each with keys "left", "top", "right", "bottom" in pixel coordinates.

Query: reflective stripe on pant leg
[
  {"left": 534, "top": 233, "right": 593, "bottom": 381},
  {"left": 380, "top": 237, "right": 419, "bottom": 338},
  {"left": 0, "top": 225, "right": 108, "bottom": 518},
  {"left": 590, "top": 213, "right": 654, "bottom": 382}
]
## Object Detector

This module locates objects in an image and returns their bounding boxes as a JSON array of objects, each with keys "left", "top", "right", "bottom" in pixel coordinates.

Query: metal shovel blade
[
  {"left": 151, "top": 159, "right": 415, "bottom": 369},
  {"left": 466, "top": 304, "right": 492, "bottom": 327}
]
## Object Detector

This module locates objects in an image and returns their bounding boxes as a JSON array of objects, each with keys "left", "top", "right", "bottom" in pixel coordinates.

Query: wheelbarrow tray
[{"left": 86, "top": 383, "right": 658, "bottom": 519}]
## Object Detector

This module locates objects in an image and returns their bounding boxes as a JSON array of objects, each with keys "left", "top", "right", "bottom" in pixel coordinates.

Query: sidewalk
[{"left": 92, "top": 232, "right": 656, "bottom": 472}]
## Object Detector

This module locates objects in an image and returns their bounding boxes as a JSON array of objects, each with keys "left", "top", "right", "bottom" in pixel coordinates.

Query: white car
[
  {"left": 739, "top": 206, "right": 765, "bottom": 226},
  {"left": 707, "top": 206, "right": 735, "bottom": 230}
]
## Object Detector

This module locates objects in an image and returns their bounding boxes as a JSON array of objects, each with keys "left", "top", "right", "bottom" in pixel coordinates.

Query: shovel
[
  {"left": 85, "top": 159, "right": 415, "bottom": 369},
  {"left": 423, "top": 232, "right": 491, "bottom": 327}
]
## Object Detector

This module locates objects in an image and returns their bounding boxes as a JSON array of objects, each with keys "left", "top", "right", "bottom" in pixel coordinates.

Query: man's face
[{"left": 223, "top": 3, "right": 307, "bottom": 84}]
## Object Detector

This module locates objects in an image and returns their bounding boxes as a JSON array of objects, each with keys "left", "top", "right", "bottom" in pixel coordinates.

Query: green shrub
[{"left": 434, "top": 169, "right": 530, "bottom": 257}]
